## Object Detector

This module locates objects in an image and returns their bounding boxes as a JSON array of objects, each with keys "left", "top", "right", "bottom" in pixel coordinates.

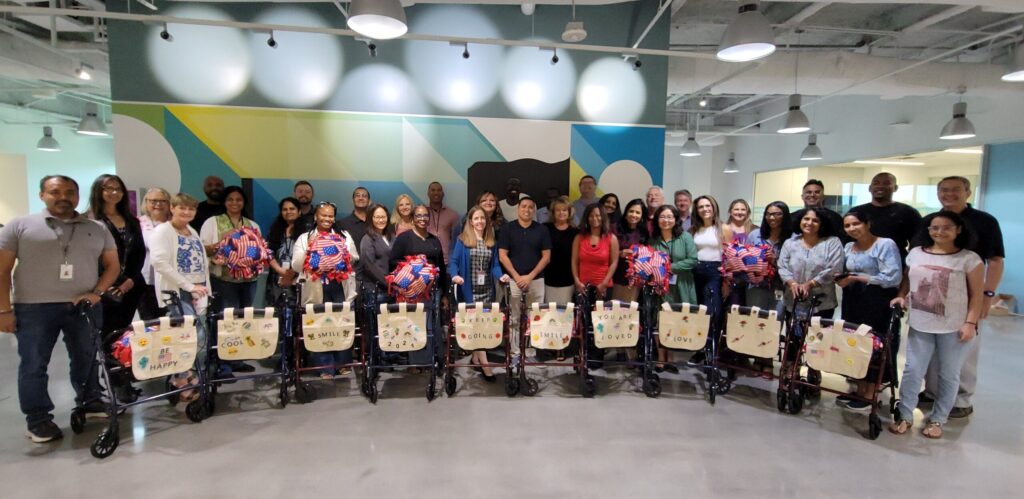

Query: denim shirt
[{"left": 844, "top": 238, "right": 902, "bottom": 288}]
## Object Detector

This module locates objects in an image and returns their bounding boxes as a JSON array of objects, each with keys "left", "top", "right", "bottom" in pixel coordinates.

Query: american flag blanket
[
  {"left": 721, "top": 241, "right": 775, "bottom": 286},
  {"left": 388, "top": 254, "right": 439, "bottom": 303},
  {"left": 215, "top": 227, "right": 272, "bottom": 280},
  {"left": 111, "top": 330, "right": 133, "bottom": 368},
  {"left": 626, "top": 244, "right": 671, "bottom": 295},
  {"left": 304, "top": 231, "right": 353, "bottom": 284}
]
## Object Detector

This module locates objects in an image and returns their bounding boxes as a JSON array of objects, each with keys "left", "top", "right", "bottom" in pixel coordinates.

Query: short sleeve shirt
[
  {"left": 0, "top": 210, "right": 117, "bottom": 304},
  {"left": 851, "top": 202, "right": 922, "bottom": 259},
  {"left": 960, "top": 205, "right": 1004, "bottom": 262},
  {"left": 906, "top": 247, "right": 983, "bottom": 334},
  {"left": 498, "top": 220, "right": 552, "bottom": 278}
]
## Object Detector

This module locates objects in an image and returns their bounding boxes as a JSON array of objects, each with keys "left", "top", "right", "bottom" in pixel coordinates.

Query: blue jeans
[
  {"left": 167, "top": 289, "right": 209, "bottom": 368},
  {"left": 14, "top": 303, "right": 103, "bottom": 425},
  {"left": 897, "top": 327, "right": 974, "bottom": 425},
  {"left": 694, "top": 261, "right": 723, "bottom": 347},
  {"left": 211, "top": 277, "right": 257, "bottom": 310},
  {"left": 311, "top": 282, "right": 353, "bottom": 373}
]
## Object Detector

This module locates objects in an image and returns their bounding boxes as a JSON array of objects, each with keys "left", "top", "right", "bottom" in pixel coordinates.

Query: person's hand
[
  {"left": 515, "top": 275, "right": 531, "bottom": 291},
  {"left": 0, "top": 313, "right": 15, "bottom": 334},
  {"left": 117, "top": 278, "right": 135, "bottom": 295},
  {"left": 452, "top": 276, "right": 465, "bottom": 286},
  {"left": 73, "top": 292, "right": 102, "bottom": 306},
  {"left": 890, "top": 296, "right": 906, "bottom": 309},
  {"left": 959, "top": 322, "right": 978, "bottom": 342},
  {"left": 836, "top": 276, "right": 853, "bottom": 288},
  {"left": 212, "top": 254, "right": 227, "bottom": 266},
  {"left": 797, "top": 282, "right": 815, "bottom": 298},
  {"left": 190, "top": 285, "right": 209, "bottom": 298},
  {"left": 619, "top": 248, "right": 633, "bottom": 259},
  {"left": 499, "top": 274, "right": 511, "bottom": 284},
  {"left": 788, "top": 281, "right": 803, "bottom": 299},
  {"left": 596, "top": 281, "right": 609, "bottom": 295},
  {"left": 278, "top": 274, "right": 295, "bottom": 287},
  {"left": 574, "top": 279, "right": 585, "bottom": 293}
]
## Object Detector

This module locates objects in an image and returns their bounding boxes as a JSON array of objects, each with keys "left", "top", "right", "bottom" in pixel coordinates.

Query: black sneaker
[
  {"left": 687, "top": 352, "right": 706, "bottom": 367},
  {"left": 664, "top": 363, "right": 680, "bottom": 374},
  {"left": 82, "top": 401, "right": 111, "bottom": 419},
  {"left": 835, "top": 394, "right": 854, "bottom": 406},
  {"left": 917, "top": 392, "right": 935, "bottom": 408},
  {"left": 229, "top": 361, "right": 256, "bottom": 373},
  {"left": 949, "top": 406, "right": 974, "bottom": 419},
  {"left": 26, "top": 420, "right": 63, "bottom": 443},
  {"left": 843, "top": 399, "right": 872, "bottom": 413}
]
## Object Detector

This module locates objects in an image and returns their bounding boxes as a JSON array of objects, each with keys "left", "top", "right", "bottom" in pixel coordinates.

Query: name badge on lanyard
[
  {"left": 475, "top": 273, "right": 486, "bottom": 286},
  {"left": 60, "top": 263, "right": 74, "bottom": 281}
]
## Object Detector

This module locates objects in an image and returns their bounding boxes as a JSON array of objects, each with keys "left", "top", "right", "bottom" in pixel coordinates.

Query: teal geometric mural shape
[
  {"left": 571, "top": 124, "right": 665, "bottom": 185},
  {"left": 405, "top": 116, "right": 506, "bottom": 180},
  {"left": 164, "top": 108, "right": 242, "bottom": 199}
]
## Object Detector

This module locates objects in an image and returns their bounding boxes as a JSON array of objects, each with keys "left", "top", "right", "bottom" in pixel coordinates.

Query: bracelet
[{"left": 966, "top": 322, "right": 978, "bottom": 326}]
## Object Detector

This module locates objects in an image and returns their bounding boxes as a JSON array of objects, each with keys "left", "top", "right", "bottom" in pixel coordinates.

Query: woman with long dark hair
[
  {"left": 747, "top": 201, "right": 791, "bottom": 310},
  {"left": 599, "top": 193, "right": 622, "bottom": 227},
  {"left": 87, "top": 174, "right": 146, "bottom": 336},
  {"left": 265, "top": 197, "right": 301, "bottom": 306},
  {"left": 611, "top": 199, "right": 649, "bottom": 304}
]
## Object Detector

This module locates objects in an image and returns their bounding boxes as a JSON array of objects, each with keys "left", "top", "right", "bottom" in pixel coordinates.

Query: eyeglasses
[
  {"left": 103, "top": 187, "right": 123, "bottom": 194},
  {"left": 928, "top": 225, "right": 956, "bottom": 233},
  {"left": 413, "top": 213, "right": 430, "bottom": 219},
  {"left": 765, "top": 212, "right": 784, "bottom": 218},
  {"left": 658, "top": 215, "right": 676, "bottom": 221},
  {"left": 146, "top": 199, "right": 169, "bottom": 205}
]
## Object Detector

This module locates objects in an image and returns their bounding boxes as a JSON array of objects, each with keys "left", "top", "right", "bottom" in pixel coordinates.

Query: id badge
[
  {"left": 669, "top": 273, "right": 678, "bottom": 285},
  {"left": 475, "top": 273, "right": 486, "bottom": 286},
  {"left": 59, "top": 264, "right": 74, "bottom": 281}
]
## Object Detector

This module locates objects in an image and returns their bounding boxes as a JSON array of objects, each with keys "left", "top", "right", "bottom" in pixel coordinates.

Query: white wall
[
  {"left": 662, "top": 143, "right": 713, "bottom": 200},
  {"left": 0, "top": 123, "right": 115, "bottom": 217},
  {"left": 699, "top": 93, "right": 1024, "bottom": 206}
]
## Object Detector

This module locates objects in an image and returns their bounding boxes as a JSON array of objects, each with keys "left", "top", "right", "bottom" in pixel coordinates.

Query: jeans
[
  {"left": 311, "top": 282, "right": 353, "bottom": 373},
  {"left": 694, "top": 261, "right": 723, "bottom": 347},
  {"left": 14, "top": 302, "right": 103, "bottom": 425},
  {"left": 211, "top": 277, "right": 258, "bottom": 311},
  {"left": 924, "top": 333, "right": 980, "bottom": 409},
  {"left": 897, "top": 328, "right": 975, "bottom": 425},
  {"left": 167, "top": 289, "right": 209, "bottom": 368}
]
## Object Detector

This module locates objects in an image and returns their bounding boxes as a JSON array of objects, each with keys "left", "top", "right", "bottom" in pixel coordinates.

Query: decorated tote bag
[
  {"left": 302, "top": 302, "right": 357, "bottom": 353},
  {"left": 529, "top": 303, "right": 575, "bottom": 350},
  {"left": 378, "top": 302, "right": 428, "bottom": 352},
  {"left": 591, "top": 301, "right": 640, "bottom": 348},
  {"left": 455, "top": 302, "right": 503, "bottom": 350},
  {"left": 658, "top": 303, "right": 711, "bottom": 351},
  {"left": 126, "top": 316, "right": 198, "bottom": 380},
  {"left": 804, "top": 318, "right": 876, "bottom": 379},
  {"left": 724, "top": 305, "right": 782, "bottom": 358},
  {"left": 217, "top": 307, "right": 278, "bottom": 361}
]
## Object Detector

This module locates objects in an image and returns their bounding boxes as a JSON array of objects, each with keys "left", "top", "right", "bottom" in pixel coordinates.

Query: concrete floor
[{"left": 1, "top": 317, "right": 1022, "bottom": 499}]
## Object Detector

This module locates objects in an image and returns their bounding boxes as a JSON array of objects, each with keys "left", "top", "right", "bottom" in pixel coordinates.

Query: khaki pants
[{"left": 509, "top": 279, "right": 545, "bottom": 355}]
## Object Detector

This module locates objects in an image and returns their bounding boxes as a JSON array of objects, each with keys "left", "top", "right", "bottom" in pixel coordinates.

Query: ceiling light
[
  {"left": 348, "top": 0, "right": 407, "bottom": 40},
  {"left": 562, "top": 0, "right": 587, "bottom": 43},
  {"left": 76, "top": 102, "right": 108, "bottom": 136},
  {"left": 717, "top": 2, "right": 776, "bottom": 62},
  {"left": 36, "top": 126, "right": 60, "bottom": 152},
  {"left": 939, "top": 101, "right": 976, "bottom": 140},
  {"left": 944, "top": 148, "right": 983, "bottom": 155},
  {"left": 723, "top": 153, "right": 739, "bottom": 173},
  {"left": 698, "top": 97, "right": 707, "bottom": 107},
  {"left": 853, "top": 160, "right": 925, "bottom": 166},
  {"left": 75, "top": 63, "right": 93, "bottom": 81},
  {"left": 1001, "top": 44, "right": 1024, "bottom": 82},
  {"left": 800, "top": 134, "right": 822, "bottom": 161},
  {"left": 680, "top": 130, "right": 701, "bottom": 157},
  {"left": 778, "top": 94, "right": 810, "bottom": 134}
]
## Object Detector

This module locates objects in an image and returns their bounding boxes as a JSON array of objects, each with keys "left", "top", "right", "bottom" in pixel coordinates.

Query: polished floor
[{"left": 1, "top": 317, "right": 1022, "bottom": 498}]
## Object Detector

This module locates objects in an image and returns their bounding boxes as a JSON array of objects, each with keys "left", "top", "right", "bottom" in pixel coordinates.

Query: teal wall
[{"left": 982, "top": 141, "right": 1024, "bottom": 308}]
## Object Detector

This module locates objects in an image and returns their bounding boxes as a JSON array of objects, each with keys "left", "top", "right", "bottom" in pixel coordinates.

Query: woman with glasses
[
  {"left": 360, "top": 203, "right": 394, "bottom": 302},
  {"left": 649, "top": 205, "right": 697, "bottom": 372},
  {"left": 890, "top": 211, "right": 983, "bottom": 439},
  {"left": 292, "top": 201, "right": 360, "bottom": 378},
  {"left": 746, "top": 201, "right": 791, "bottom": 375},
  {"left": 87, "top": 175, "right": 146, "bottom": 337},
  {"left": 138, "top": 187, "right": 172, "bottom": 320}
]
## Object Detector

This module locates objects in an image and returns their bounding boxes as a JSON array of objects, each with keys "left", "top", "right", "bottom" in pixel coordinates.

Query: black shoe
[
  {"left": 26, "top": 420, "right": 63, "bottom": 443},
  {"left": 587, "top": 361, "right": 603, "bottom": 371},
  {"left": 82, "top": 401, "right": 110, "bottom": 419},
  {"left": 664, "top": 363, "right": 680, "bottom": 374},
  {"left": 216, "top": 368, "right": 238, "bottom": 384},
  {"left": 687, "top": 352, "right": 706, "bottom": 367},
  {"left": 115, "top": 384, "right": 140, "bottom": 404},
  {"left": 482, "top": 373, "right": 497, "bottom": 383},
  {"left": 229, "top": 361, "right": 256, "bottom": 373},
  {"left": 949, "top": 406, "right": 974, "bottom": 419},
  {"left": 917, "top": 392, "right": 935, "bottom": 408},
  {"left": 654, "top": 364, "right": 665, "bottom": 373}
]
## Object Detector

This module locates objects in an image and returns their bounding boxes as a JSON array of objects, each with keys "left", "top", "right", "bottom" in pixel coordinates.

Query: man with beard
[
  {"left": 293, "top": 180, "right": 316, "bottom": 233},
  {"left": 426, "top": 182, "right": 460, "bottom": 264},
  {"left": 851, "top": 172, "right": 922, "bottom": 259},
  {"left": 338, "top": 187, "right": 371, "bottom": 251},
  {"left": 0, "top": 175, "right": 120, "bottom": 442},
  {"left": 790, "top": 179, "right": 851, "bottom": 244},
  {"left": 191, "top": 175, "right": 225, "bottom": 231}
]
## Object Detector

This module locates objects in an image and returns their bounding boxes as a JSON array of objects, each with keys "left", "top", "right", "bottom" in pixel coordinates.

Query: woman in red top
[{"left": 572, "top": 204, "right": 619, "bottom": 300}]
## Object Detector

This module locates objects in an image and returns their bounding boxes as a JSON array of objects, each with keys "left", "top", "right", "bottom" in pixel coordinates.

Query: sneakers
[
  {"left": 949, "top": 406, "right": 974, "bottom": 419},
  {"left": 843, "top": 399, "right": 872, "bottom": 413},
  {"left": 687, "top": 352, "right": 706, "bottom": 367},
  {"left": 26, "top": 420, "right": 63, "bottom": 443},
  {"left": 835, "top": 394, "right": 854, "bottom": 406},
  {"left": 82, "top": 401, "right": 111, "bottom": 419}
]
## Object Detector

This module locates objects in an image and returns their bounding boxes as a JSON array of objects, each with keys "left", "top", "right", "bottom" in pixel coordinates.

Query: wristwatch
[{"left": 983, "top": 290, "right": 996, "bottom": 298}]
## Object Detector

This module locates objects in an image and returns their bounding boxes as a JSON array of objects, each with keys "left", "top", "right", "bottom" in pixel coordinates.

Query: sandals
[
  {"left": 922, "top": 421, "right": 943, "bottom": 439},
  {"left": 888, "top": 419, "right": 911, "bottom": 435}
]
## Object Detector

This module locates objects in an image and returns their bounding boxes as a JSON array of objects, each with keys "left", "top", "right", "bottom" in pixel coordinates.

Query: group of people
[{"left": 0, "top": 170, "right": 1003, "bottom": 444}]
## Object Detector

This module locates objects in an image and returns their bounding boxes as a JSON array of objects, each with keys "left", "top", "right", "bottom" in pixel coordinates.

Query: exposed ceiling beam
[
  {"left": 778, "top": 2, "right": 831, "bottom": 30},
  {"left": 717, "top": 94, "right": 767, "bottom": 115},
  {"left": 903, "top": 5, "right": 976, "bottom": 32},
  {"left": 670, "top": 0, "right": 688, "bottom": 17}
]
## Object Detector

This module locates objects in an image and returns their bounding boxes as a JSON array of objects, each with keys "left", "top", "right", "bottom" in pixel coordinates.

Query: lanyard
[{"left": 49, "top": 219, "right": 78, "bottom": 264}]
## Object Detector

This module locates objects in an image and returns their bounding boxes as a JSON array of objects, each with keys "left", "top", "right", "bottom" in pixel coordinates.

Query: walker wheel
[
  {"left": 868, "top": 413, "right": 882, "bottom": 440},
  {"left": 505, "top": 378, "right": 520, "bottom": 397},
  {"left": 788, "top": 388, "right": 804, "bottom": 415},
  {"left": 889, "top": 398, "right": 898, "bottom": 416},
  {"left": 643, "top": 378, "right": 662, "bottom": 398},
  {"left": 70, "top": 409, "right": 86, "bottom": 434},
  {"left": 426, "top": 376, "right": 437, "bottom": 402},
  {"left": 205, "top": 395, "right": 216, "bottom": 417},
  {"left": 776, "top": 389, "right": 788, "bottom": 413},
  {"left": 279, "top": 382, "right": 289, "bottom": 408},
  {"left": 523, "top": 378, "right": 539, "bottom": 397},
  {"left": 295, "top": 382, "right": 317, "bottom": 404},
  {"left": 444, "top": 375, "right": 457, "bottom": 397},
  {"left": 716, "top": 377, "right": 732, "bottom": 395},
  {"left": 581, "top": 376, "right": 596, "bottom": 398},
  {"left": 707, "top": 368, "right": 719, "bottom": 405},
  {"left": 368, "top": 384, "right": 379, "bottom": 404},
  {"left": 90, "top": 425, "right": 119, "bottom": 459},
  {"left": 185, "top": 400, "right": 204, "bottom": 423}
]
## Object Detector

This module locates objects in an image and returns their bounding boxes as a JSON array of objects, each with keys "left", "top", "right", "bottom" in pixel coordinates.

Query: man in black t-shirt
[
  {"left": 337, "top": 187, "right": 371, "bottom": 251},
  {"left": 498, "top": 196, "right": 551, "bottom": 357},
  {"left": 921, "top": 176, "right": 1005, "bottom": 420},
  {"left": 191, "top": 175, "right": 225, "bottom": 231},
  {"left": 791, "top": 179, "right": 851, "bottom": 244},
  {"left": 293, "top": 180, "right": 316, "bottom": 234},
  {"left": 851, "top": 172, "right": 922, "bottom": 259}
]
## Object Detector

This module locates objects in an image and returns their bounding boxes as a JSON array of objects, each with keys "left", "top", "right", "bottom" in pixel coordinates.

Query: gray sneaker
[
  {"left": 949, "top": 406, "right": 974, "bottom": 419},
  {"left": 26, "top": 420, "right": 63, "bottom": 443}
]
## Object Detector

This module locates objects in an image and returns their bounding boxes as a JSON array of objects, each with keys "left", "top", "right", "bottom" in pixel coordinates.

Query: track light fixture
[
  {"left": 368, "top": 42, "right": 377, "bottom": 58},
  {"left": 159, "top": 23, "right": 172, "bottom": 42},
  {"left": 75, "top": 63, "right": 93, "bottom": 81},
  {"left": 551, "top": 48, "right": 559, "bottom": 65},
  {"left": 463, "top": 45, "right": 470, "bottom": 59},
  {"left": 267, "top": 31, "right": 277, "bottom": 48}
]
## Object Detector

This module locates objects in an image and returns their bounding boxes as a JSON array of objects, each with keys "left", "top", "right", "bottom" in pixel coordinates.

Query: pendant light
[
  {"left": 939, "top": 102, "right": 976, "bottom": 140},
  {"left": 75, "top": 102, "right": 108, "bottom": 137},
  {"left": 36, "top": 126, "right": 61, "bottom": 152},
  {"left": 679, "top": 115, "right": 701, "bottom": 157},
  {"left": 562, "top": 0, "right": 587, "bottom": 43},
  {"left": 717, "top": 2, "right": 776, "bottom": 62},
  {"left": 1001, "top": 44, "right": 1024, "bottom": 82},
  {"left": 800, "top": 134, "right": 822, "bottom": 161},
  {"left": 779, "top": 94, "right": 810, "bottom": 134},
  {"left": 723, "top": 153, "right": 739, "bottom": 174},
  {"left": 348, "top": 0, "right": 408, "bottom": 40}
]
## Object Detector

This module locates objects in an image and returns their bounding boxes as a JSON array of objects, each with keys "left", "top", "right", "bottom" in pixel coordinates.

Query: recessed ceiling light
[{"left": 943, "top": 148, "right": 983, "bottom": 155}]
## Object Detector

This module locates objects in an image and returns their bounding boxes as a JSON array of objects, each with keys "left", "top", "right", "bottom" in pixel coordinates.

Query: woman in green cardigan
[{"left": 650, "top": 205, "right": 698, "bottom": 371}]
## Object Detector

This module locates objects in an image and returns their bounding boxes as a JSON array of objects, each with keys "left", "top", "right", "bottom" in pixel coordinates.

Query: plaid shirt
[{"left": 469, "top": 239, "right": 494, "bottom": 302}]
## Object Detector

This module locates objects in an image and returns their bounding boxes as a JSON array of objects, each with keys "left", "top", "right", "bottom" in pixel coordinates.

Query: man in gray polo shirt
[{"left": 0, "top": 175, "right": 120, "bottom": 443}]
